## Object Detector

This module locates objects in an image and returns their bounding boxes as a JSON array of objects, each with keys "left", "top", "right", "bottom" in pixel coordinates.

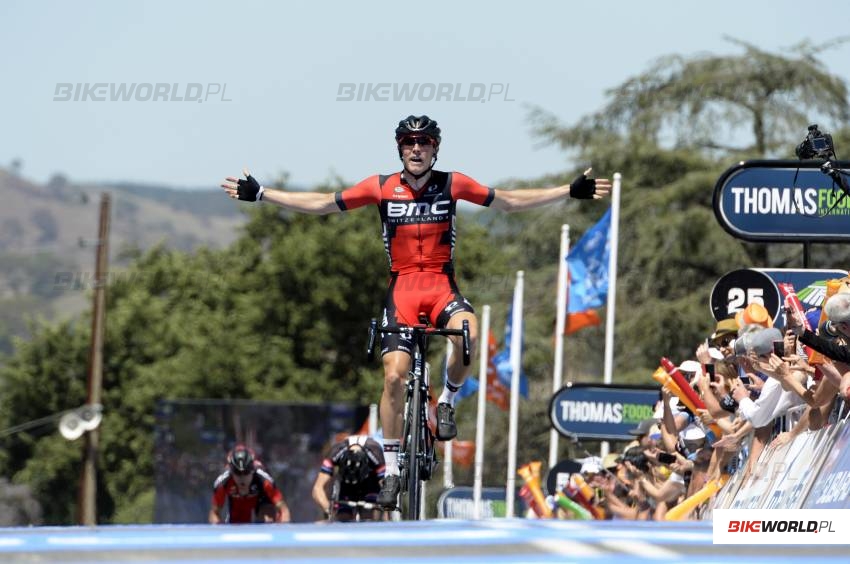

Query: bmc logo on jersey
[{"left": 387, "top": 200, "right": 451, "bottom": 218}]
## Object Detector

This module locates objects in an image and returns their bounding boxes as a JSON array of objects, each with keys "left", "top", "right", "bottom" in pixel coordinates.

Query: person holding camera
[{"left": 788, "top": 293, "right": 850, "bottom": 366}]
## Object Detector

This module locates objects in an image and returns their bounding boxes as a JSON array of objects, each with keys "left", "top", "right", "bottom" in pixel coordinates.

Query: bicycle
[
  {"left": 366, "top": 315, "right": 470, "bottom": 520},
  {"left": 328, "top": 478, "right": 384, "bottom": 523}
]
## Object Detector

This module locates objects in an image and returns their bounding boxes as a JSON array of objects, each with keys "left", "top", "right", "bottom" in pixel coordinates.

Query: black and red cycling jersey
[
  {"left": 319, "top": 435, "right": 385, "bottom": 501},
  {"left": 211, "top": 467, "right": 283, "bottom": 524},
  {"left": 334, "top": 170, "right": 494, "bottom": 275}
]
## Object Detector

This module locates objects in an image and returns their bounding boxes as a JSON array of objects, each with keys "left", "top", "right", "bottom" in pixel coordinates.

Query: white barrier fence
[{"left": 707, "top": 411, "right": 850, "bottom": 515}]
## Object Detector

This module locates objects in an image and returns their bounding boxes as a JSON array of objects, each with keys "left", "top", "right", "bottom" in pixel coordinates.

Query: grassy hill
[{"left": 0, "top": 169, "right": 247, "bottom": 356}]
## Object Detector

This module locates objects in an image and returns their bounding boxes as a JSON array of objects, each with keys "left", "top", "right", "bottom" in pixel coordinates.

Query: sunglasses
[
  {"left": 399, "top": 136, "right": 435, "bottom": 147},
  {"left": 713, "top": 335, "right": 735, "bottom": 347}
]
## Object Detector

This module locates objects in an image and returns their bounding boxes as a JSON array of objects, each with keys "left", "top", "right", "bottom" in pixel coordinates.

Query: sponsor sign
[
  {"left": 713, "top": 159, "right": 850, "bottom": 242},
  {"left": 548, "top": 384, "right": 658, "bottom": 441},
  {"left": 709, "top": 268, "right": 848, "bottom": 324},
  {"left": 437, "top": 487, "right": 525, "bottom": 519},
  {"left": 710, "top": 268, "right": 781, "bottom": 323},
  {"left": 803, "top": 420, "right": 850, "bottom": 509}
]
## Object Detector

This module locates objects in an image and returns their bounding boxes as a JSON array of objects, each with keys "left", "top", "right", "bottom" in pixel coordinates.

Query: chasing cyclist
[
  {"left": 209, "top": 445, "right": 291, "bottom": 524},
  {"left": 221, "top": 115, "right": 611, "bottom": 508},
  {"left": 312, "top": 434, "right": 386, "bottom": 521}
]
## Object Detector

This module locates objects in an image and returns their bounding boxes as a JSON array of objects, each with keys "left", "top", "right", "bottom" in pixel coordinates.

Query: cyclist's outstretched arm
[
  {"left": 221, "top": 168, "right": 340, "bottom": 215},
  {"left": 222, "top": 169, "right": 382, "bottom": 215},
  {"left": 490, "top": 168, "right": 612, "bottom": 212}
]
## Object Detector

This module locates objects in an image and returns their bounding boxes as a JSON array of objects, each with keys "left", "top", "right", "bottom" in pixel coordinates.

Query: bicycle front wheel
[{"left": 404, "top": 378, "right": 422, "bottom": 520}]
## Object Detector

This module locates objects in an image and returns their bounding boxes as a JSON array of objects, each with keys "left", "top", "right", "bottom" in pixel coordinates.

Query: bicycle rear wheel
[{"left": 404, "top": 377, "right": 422, "bottom": 520}]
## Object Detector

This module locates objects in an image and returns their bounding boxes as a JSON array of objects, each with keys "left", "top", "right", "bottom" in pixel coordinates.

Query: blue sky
[{"left": 3, "top": 0, "right": 850, "bottom": 190}]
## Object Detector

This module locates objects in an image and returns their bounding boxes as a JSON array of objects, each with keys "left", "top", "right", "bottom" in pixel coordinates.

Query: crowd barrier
[{"left": 706, "top": 409, "right": 850, "bottom": 515}]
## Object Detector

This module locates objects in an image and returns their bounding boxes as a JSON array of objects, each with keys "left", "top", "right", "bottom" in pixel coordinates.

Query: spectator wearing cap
[
  {"left": 731, "top": 327, "right": 806, "bottom": 428},
  {"left": 679, "top": 360, "right": 703, "bottom": 388},
  {"left": 580, "top": 456, "right": 611, "bottom": 495},
  {"left": 710, "top": 318, "right": 739, "bottom": 359},
  {"left": 755, "top": 328, "right": 842, "bottom": 432},
  {"left": 602, "top": 453, "right": 619, "bottom": 473},
  {"left": 580, "top": 456, "right": 602, "bottom": 476},
  {"left": 722, "top": 327, "right": 810, "bottom": 476},
  {"left": 735, "top": 303, "right": 773, "bottom": 329},
  {"left": 626, "top": 419, "right": 659, "bottom": 450}
]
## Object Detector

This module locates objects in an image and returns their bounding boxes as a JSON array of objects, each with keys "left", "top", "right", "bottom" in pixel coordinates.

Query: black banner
[{"left": 153, "top": 400, "right": 368, "bottom": 523}]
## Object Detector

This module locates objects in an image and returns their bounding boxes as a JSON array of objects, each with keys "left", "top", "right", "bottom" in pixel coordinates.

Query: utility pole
[{"left": 79, "top": 193, "right": 110, "bottom": 526}]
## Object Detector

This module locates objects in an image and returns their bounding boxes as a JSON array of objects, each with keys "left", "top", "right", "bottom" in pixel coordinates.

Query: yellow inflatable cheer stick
[
  {"left": 664, "top": 475, "right": 729, "bottom": 521},
  {"left": 571, "top": 473, "right": 606, "bottom": 520},
  {"left": 652, "top": 367, "right": 723, "bottom": 438},
  {"left": 518, "top": 461, "right": 552, "bottom": 518}
]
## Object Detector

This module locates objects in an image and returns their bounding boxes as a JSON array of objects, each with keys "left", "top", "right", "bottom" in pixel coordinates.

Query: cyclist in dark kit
[
  {"left": 222, "top": 115, "right": 611, "bottom": 507},
  {"left": 312, "top": 435, "right": 385, "bottom": 521}
]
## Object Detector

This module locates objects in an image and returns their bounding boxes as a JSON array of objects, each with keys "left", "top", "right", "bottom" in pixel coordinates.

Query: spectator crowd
[{"left": 523, "top": 282, "right": 850, "bottom": 521}]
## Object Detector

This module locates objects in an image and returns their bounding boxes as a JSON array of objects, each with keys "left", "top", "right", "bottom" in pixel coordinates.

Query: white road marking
[
  {"left": 294, "top": 529, "right": 507, "bottom": 543},
  {"left": 0, "top": 538, "right": 24, "bottom": 547},
  {"left": 219, "top": 533, "right": 274, "bottom": 543},
  {"left": 600, "top": 539, "right": 680, "bottom": 559},
  {"left": 530, "top": 538, "right": 604, "bottom": 557}
]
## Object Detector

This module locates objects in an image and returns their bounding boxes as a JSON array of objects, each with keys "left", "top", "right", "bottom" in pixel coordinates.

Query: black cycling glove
[
  {"left": 569, "top": 173, "right": 596, "bottom": 199},
  {"left": 237, "top": 174, "right": 264, "bottom": 202}
]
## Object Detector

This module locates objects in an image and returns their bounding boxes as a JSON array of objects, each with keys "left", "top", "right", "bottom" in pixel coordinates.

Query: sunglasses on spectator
[
  {"left": 399, "top": 136, "right": 435, "bottom": 147},
  {"left": 713, "top": 335, "right": 735, "bottom": 347}
]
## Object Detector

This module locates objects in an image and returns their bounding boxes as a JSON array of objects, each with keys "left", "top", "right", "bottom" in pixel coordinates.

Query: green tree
[
  {"left": 0, "top": 179, "right": 503, "bottom": 523},
  {"left": 524, "top": 39, "right": 850, "bottom": 381}
]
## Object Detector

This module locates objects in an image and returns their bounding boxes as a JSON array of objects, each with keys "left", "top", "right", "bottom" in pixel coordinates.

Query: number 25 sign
[{"left": 709, "top": 269, "right": 781, "bottom": 322}]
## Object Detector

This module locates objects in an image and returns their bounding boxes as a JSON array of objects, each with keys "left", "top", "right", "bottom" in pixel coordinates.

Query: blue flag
[
  {"left": 442, "top": 353, "right": 479, "bottom": 403},
  {"left": 567, "top": 208, "right": 611, "bottom": 313},
  {"left": 455, "top": 377, "right": 479, "bottom": 402},
  {"left": 494, "top": 304, "right": 529, "bottom": 398}
]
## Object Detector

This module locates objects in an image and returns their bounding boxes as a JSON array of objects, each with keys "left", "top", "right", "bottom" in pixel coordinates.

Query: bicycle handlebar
[
  {"left": 334, "top": 499, "right": 380, "bottom": 510},
  {"left": 366, "top": 318, "right": 471, "bottom": 366}
]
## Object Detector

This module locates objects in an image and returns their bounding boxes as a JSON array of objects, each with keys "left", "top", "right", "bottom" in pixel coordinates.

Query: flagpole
[
  {"left": 601, "top": 173, "right": 622, "bottom": 457},
  {"left": 443, "top": 342, "right": 454, "bottom": 490},
  {"left": 549, "top": 225, "right": 570, "bottom": 470},
  {"left": 505, "top": 271, "right": 524, "bottom": 518},
  {"left": 472, "top": 304, "right": 490, "bottom": 519},
  {"left": 368, "top": 403, "right": 378, "bottom": 437}
]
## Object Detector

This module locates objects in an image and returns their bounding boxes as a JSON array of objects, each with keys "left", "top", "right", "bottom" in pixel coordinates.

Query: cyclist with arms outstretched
[{"left": 222, "top": 116, "right": 611, "bottom": 508}]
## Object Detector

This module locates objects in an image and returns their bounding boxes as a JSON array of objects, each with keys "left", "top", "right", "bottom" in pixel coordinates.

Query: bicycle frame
[
  {"left": 328, "top": 478, "right": 383, "bottom": 523},
  {"left": 367, "top": 318, "right": 470, "bottom": 520}
]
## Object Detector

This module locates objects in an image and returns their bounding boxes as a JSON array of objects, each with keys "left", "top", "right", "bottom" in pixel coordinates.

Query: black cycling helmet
[
  {"left": 395, "top": 115, "right": 441, "bottom": 146},
  {"left": 227, "top": 445, "right": 256, "bottom": 475},
  {"left": 395, "top": 115, "right": 441, "bottom": 176},
  {"left": 339, "top": 447, "right": 370, "bottom": 486}
]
